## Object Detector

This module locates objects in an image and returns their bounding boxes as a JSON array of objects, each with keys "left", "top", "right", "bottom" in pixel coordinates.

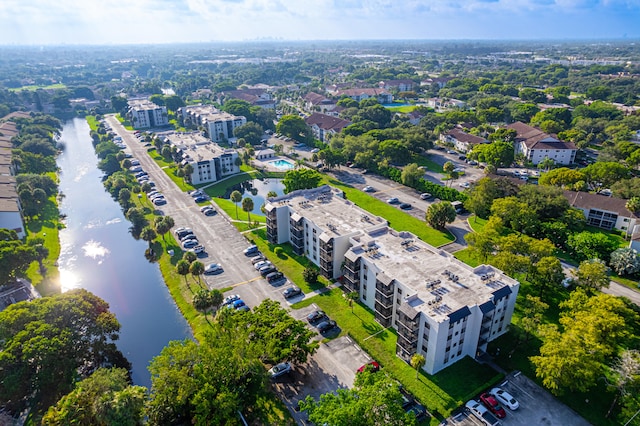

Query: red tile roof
[
  {"left": 305, "top": 113, "right": 351, "bottom": 132},
  {"left": 507, "top": 122, "right": 576, "bottom": 151}
]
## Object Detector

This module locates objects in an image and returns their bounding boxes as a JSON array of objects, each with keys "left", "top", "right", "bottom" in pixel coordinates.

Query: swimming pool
[{"left": 267, "top": 159, "right": 295, "bottom": 170}]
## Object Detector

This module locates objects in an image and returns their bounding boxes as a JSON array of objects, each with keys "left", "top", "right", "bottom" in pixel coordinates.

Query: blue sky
[{"left": 0, "top": 0, "right": 639, "bottom": 45}]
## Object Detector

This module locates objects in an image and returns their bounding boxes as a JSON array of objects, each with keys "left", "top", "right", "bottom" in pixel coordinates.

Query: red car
[
  {"left": 480, "top": 392, "right": 506, "bottom": 419},
  {"left": 357, "top": 361, "right": 380, "bottom": 373}
]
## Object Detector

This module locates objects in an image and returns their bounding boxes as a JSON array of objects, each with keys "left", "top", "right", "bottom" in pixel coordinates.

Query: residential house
[
  {"left": 158, "top": 131, "right": 240, "bottom": 185},
  {"left": 440, "top": 128, "right": 488, "bottom": 153},
  {"left": 564, "top": 190, "right": 639, "bottom": 235},
  {"left": 507, "top": 122, "right": 577, "bottom": 166},
  {"left": 127, "top": 99, "right": 169, "bottom": 129},
  {"left": 334, "top": 88, "right": 393, "bottom": 105},
  {"left": 420, "top": 76, "right": 453, "bottom": 89},
  {"left": 427, "top": 98, "right": 466, "bottom": 110},
  {"left": 221, "top": 88, "right": 275, "bottom": 109},
  {"left": 304, "top": 113, "right": 351, "bottom": 143},
  {"left": 265, "top": 185, "right": 519, "bottom": 375},
  {"left": 303, "top": 92, "right": 337, "bottom": 113}
]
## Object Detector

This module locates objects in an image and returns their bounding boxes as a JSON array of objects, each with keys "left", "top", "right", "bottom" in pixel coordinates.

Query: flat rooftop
[
  {"left": 182, "top": 105, "right": 243, "bottom": 122},
  {"left": 128, "top": 99, "right": 163, "bottom": 111},
  {"left": 159, "top": 131, "right": 235, "bottom": 162},
  {"left": 350, "top": 227, "right": 517, "bottom": 322},
  {"left": 269, "top": 185, "right": 387, "bottom": 238}
]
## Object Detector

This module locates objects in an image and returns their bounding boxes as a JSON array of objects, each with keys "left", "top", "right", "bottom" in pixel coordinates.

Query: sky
[{"left": 0, "top": 0, "right": 639, "bottom": 45}]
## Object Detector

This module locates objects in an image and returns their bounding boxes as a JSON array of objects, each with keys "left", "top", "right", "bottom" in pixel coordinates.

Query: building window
[{"left": 397, "top": 288, "right": 402, "bottom": 294}]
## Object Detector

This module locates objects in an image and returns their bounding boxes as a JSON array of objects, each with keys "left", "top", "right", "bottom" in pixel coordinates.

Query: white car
[
  {"left": 363, "top": 186, "right": 375, "bottom": 192},
  {"left": 459, "top": 182, "right": 470, "bottom": 188},
  {"left": 222, "top": 294, "right": 240, "bottom": 305},
  {"left": 310, "top": 148, "right": 320, "bottom": 153},
  {"left": 254, "top": 260, "right": 272, "bottom": 270},
  {"left": 204, "top": 263, "right": 223, "bottom": 275},
  {"left": 268, "top": 362, "right": 292, "bottom": 378},
  {"left": 190, "top": 245, "right": 205, "bottom": 254},
  {"left": 490, "top": 387, "right": 519, "bottom": 410}
]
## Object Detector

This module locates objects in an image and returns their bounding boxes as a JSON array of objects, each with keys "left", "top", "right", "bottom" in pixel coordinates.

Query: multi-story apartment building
[
  {"left": 178, "top": 105, "right": 247, "bottom": 143},
  {"left": 507, "top": 121, "right": 577, "bottom": 166},
  {"left": 158, "top": 131, "right": 240, "bottom": 185},
  {"left": 265, "top": 185, "right": 519, "bottom": 374},
  {"left": 127, "top": 99, "right": 168, "bottom": 129}
]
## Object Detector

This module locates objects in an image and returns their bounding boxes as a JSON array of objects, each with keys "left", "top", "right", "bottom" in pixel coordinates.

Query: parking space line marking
[
  {"left": 228, "top": 276, "right": 262, "bottom": 288},
  {"left": 507, "top": 380, "right": 535, "bottom": 400}
]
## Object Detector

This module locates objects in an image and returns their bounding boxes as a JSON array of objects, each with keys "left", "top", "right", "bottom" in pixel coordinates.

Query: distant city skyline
[{"left": 1, "top": 0, "right": 639, "bottom": 45}]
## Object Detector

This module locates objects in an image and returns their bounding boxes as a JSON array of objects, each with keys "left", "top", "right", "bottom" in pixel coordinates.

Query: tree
[
  {"left": 410, "top": 354, "right": 426, "bottom": 379},
  {"left": 146, "top": 329, "right": 265, "bottom": 426},
  {"left": 189, "top": 261, "right": 205, "bottom": 287},
  {"left": 241, "top": 197, "right": 254, "bottom": 223},
  {"left": 529, "top": 256, "right": 564, "bottom": 298},
  {"left": 465, "top": 223, "right": 498, "bottom": 263},
  {"left": 42, "top": 368, "right": 146, "bottom": 426},
  {"left": 464, "top": 177, "right": 518, "bottom": 219},
  {"left": 539, "top": 167, "right": 586, "bottom": 188},
  {"left": 233, "top": 122, "right": 264, "bottom": 145},
  {"left": 443, "top": 160, "right": 455, "bottom": 176},
  {"left": 153, "top": 216, "right": 173, "bottom": 241},
  {"left": 182, "top": 251, "right": 197, "bottom": 264},
  {"left": 192, "top": 289, "right": 218, "bottom": 316},
  {"left": 303, "top": 267, "right": 319, "bottom": 284},
  {"left": 518, "top": 185, "right": 570, "bottom": 222},
  {"left": 606, "top": 350, "right": 640, "bottom": 418},
  {"left": 140, "top": 226, "right": 157, "bottom": 249},
  {"left": 282, "top": 168, "right": 323, "bottom": 193},
  {"left": 531, "top": 290, "right": 635, "bottom": 395},
  {"left": 230, "top": 190, "right": 242, "bottom": 219},
  {"left": 300, "top": 370, "right": 416, "bottom": 426},
  {"left": 567, "top": 231, "right": 619, "bottom": 262},
  {"left": 0, "top": 290, "right": 129, "bottom": 413},
  {"left": 626, "top": 197, "right": 640, "bottom": 214},
  {"left": 221, "top": 98, "right": 253, "bottom": 120},
  {"left": 276, "top": 115, "right": 311, "bottom": 142},
  {"left": 490, "top": 197, "right": 537, "bottom": 233},
  {"left": 176, "top": 259, "right": 190, "bottom": 286},
  {"left": 572, "top": 259, "right": 610, "bottom": 293},
  {"left": 223, "top": 299, "right": 318, "bottom": 364},
  {"left": 401, "top": 163, "right": 423, "bottom": 187},
  {"left": 0, "top": 235, "right": 38, "bottom": 285},
  {"left": 519, "top": 294, "right": 548, "bottom": 343},
  {"left": 609, "top": 248, "right": 640, "bottom": 276},
  {"left": 426, "top": 202, "right": 456, "bottom": 230},
  {"left": 346, "top": 291, "right": 359, "bottom": 313},
  {"left": 583, "top": 162, "right": 631, "bottom": 190},
  {"left": 470, "top": 140, "right": 514, "bottom": 168}
]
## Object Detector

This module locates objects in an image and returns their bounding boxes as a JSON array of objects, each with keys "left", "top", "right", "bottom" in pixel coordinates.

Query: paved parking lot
[
  {"left": 271, "top": 303, "right": 374, "bottom": 425},
  {"left": 444, "top": 371, "right": 591, "bottom": 426}
]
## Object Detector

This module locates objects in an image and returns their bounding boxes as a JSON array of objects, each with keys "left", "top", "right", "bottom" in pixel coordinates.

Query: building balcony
[
  {"left": 397, "top": 318, "right": 419, "bottom": 333},
  {"left": 398, "top": 329, "right": 418, "bottom": 344},
  {"left": 375, "top": 281, "right": 394, "bottom": 296},
  {"left": 397, "top": 336, "right": 418, "bottom": 352},
  {"left": 375, "top": 303, "right": 392, "bottom": 318},
  {"left": 375, "top": 313, "right": 392, "bottom": 328},
  {"left": 374, "top": 293, "right": 393, "bottom": 309}
]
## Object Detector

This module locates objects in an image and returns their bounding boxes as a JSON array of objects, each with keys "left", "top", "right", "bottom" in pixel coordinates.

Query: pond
[{"left": 222, "top": 178, "right": 285, "bottom": 216}]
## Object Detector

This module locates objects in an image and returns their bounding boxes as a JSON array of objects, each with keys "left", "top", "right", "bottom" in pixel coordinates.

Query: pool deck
[{"left": 253, "top": 156, "right": 295, "bottom": 172}]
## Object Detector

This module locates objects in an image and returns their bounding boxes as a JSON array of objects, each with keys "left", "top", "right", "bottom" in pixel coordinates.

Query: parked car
[
  {"left": 203, "top": 207, "right": 216, "bottom": 216},
  {"left": 459, "top": 182, "right": 471, "bottom": 188},
  {"left": 260, "top": 266, "right": 277, "bottom": 277},
  {"left": 490, "top": 387, "right": 519, "bottom": 410},
  {"left": 204, "top": 263, "right": 223, "bottom": 275},
  {"left": 307, "top": 310, "right": 327, "bottom": 324},
  {"left": 458, "top": 155, "right": 467, "bottom": 160},
  {"left": 236, "top": 305, "right": 250, "bottom": 312},
  {"left": 268, "top": 362, "right": 292, "bottom": 378},
  {"left": 194, "top": 195, "right": 207, "bottom": 203},
  {"left": 466, "top": 399, "right": 500, "bottom": 426},
  {"left": 446, "top": 150, "right": 456, "bottom": 154},
  {"left": 182, "top": 239, "right": 199, "bottom": 249},
  {"left": 153, "top": 198, "right": 167, "bottom": 206},
  {"left": 244, "top": 245, "right": 259, "bottom": 256},
  {"left": 129, "top": 166, "right": 142, "bottom": 173},
  {"left": 179, "top": 232, "right": 197, "bottom": 242},
  {"left": 175, "top": 228, "right": 192, "bottom": 238},
  {"left": 419, "top": 193, "right": 433, "bottom": 200},
  {"left": 317, "top": 319, "right": 337, "bottom": 333},
  {"left": 406, "top": 402, "right": 427, "bottom": 422},
  {"left": 250, "top": 254, "right": 266, "bottom": 264},
  {"left": 480, "top": 392, "right": 506, "bottom": 419},
  {"left": 190, "top": 189, "right": 204, "bottom": 197},
  {"left": 363, "top": 185, "right": 375, "bottom": 192},
  {"left": 387, "top": 197, "right": 399, "bottom": 204},
  {"left": 468, "top": 160, "right": 479, "bottom": 166},
  {"left": 283, "top": 286, "right": 302, "bottom": 299},
  {"left": 310, "top": 148, "right": 320, "bottom": 153},
  {"left": 357, "top": 361, "right": 380, "bottom": 373},
  {"left": 254, "top": 260, "right": 272, "bottom": 270},
  {"left": 190, "top": 245, "right": 205, "bottom": 254},
  {"left": 232, "top": 299, "right": 246, "bottom": 309},
  {"left": 266, "top": 271, "right": 284, "bottom": 283},
  {"left": 222, "top": 294, "right": 240, "bottom": 306},
  {"left": 399, "top": 203, "right": 412, "bottom": 210}
]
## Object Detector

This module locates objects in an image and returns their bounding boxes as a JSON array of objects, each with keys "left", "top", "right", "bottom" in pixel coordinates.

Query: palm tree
[
  {"left": 242, "top": 197, "right": 254, "bottom": 224},
  {"left": 231, "top": 190, "right": 242, "bottom": 219},
  {"left": 193, "top": 289, "right": 214, "bottom": 314},
  {"left": 182, "top": 163, "right": 194, "bottom": 184},
  {"left": 154, "top": 217, "right": 171, "bottom": 241},
  {"left": 267, "top": 190, "right": 277, "bottom": 199},
  {"left": 183, "top": 251, "right": 197, "bottom": 264},
  {"left": 189, "top": 261, "right": 205, "bottom": 287},
  {"left": 410, "top": 353, "right": 426, "bottom": 379},
  {"left": 176, "top": 259, "right": 190, "bottom": 287},
  {"left": 346, "top": 291, "right": 359, "bottom": 313},
  {"left": 140, "top": 226, "right": 157, "bottom": 249}
]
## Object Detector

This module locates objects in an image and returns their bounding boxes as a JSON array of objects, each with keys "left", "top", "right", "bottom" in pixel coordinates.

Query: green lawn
[
  {"left": 115, "top": 114, "right": 134, "bottom": 131},
  {"left": 202, "top": 172, "right": 258, "bottom": 197},
  {"left": 323, "top": 177, "right": 454, "bottom": 247},
  {"left": 24, "top": 193, "right": 61, "bottom": 295},
  {"left": 86, "top": 115, "right": 100, "bottom": 131},
  {"left": 412, "top": 154, "right": 444, "bottom": 173},
  {"left": 291, "top": 288, "right": 502, "bottom": 420},
  {"left": 385, "top": 105, "right": 417, "bottom": 113},
  {"left": 467, "top": 216, "right": 487, "bottom": 233},
  {"left": 9, "top": 83, "right": 66, "bottom": 92},
  {"left": 214, "top": 198, "right": 267, "bottom": 230},
  {"left": 146, "top": 150, "right": 195, "bottom": 192},
  {"left": 453, "top": 248, "right": 480, "bottom": 267}
]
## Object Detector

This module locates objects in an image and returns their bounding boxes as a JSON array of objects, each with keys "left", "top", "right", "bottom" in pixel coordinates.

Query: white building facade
[
  {"left": 127, "top": 99, "right": 168, "bottom": 129},
  {"left": 265, "top": 186, "right": 519, "bottom": 374},
  {"left": 178, "top": 105, "right": 246, "bottom": 143}
]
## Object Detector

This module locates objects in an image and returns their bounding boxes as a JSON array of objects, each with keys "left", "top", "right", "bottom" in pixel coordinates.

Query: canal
[{"left": 56, "top": 118, "right": 192, "bottom": 388}]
